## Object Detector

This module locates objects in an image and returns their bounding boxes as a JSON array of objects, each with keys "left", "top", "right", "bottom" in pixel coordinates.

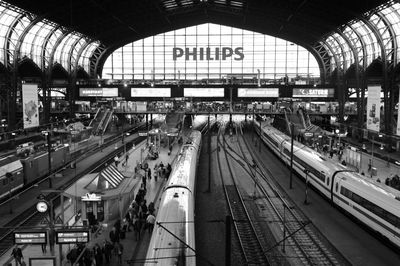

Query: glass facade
[
  {"left": 322, "top": 2, "right": 400, "bottom": 71},
  {"left": 102, "top": 23, "right": 320, "bottom": 81},
  {"left": 0, "top": 1, "right": 98, "bottom": 73}
]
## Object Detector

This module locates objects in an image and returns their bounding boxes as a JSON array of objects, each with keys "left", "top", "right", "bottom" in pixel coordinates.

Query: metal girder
[
  {"left": 66, "top": 36, "right": 85, "bottom": 74},
  {"left": 13, "top": 15, "right": 43, "bottom": 68},
  {"left": 361, "top": 16, "right": 392, "bottom": 134},
  {"left": 73, "top": 41, "right": 92, "bottom": 77},
  {"left": 90, "top": 44, "right": 107, "bottom": 78},
  {"left": 312, "top": 42, "right": 332, "bottom": 78},
  {"left": 4, "top": 13, "right": 25, "bottom": 69},
  {"left": 346, "top": 23, "right": 368, "bottom": 69},
  {"left": 46, "top": 30, "right": 72, "bottom": 77},
  {"left": 40, "top": 25, "right": 61, "bottom": 70}
]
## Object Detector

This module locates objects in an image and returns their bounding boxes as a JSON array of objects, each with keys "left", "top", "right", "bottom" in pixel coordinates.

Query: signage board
[
  {"left": 292, "top": 88, "right": 335, "bottom": 98},
  {"left": 14, "top": 231, "right": 47, "bottom": 244},
  {"left": 397, "top": 87, "right": 400, "bottom": 136},
  {"left": 56, "top": 230, "right": 89, "bottom": 244},
  {"left": 366, "top": 85, "right": 381, "bottom": 132},
  {"left": 238, "top": 88, "right": 279, "bottom": 97},
  {"left": 184, "top": 88, "right": 224, "bottom": 97},
  {"left": 304, "top": 132, "right": 314, "bottom": 137},
  {"left": 138, "top": 132, "right": 148, "bottom": 137},
  {"left": 22, "top": 84, "right": 39, "bottom": 129},
  {"left": 79, "top": 88, "right": 118, "bottom": 97},
  {"left": 131, "top": 88, "right": 171, "bottom": 97},
  {"left": 81, "top": 193, "right": 101, "bottom": 202}
]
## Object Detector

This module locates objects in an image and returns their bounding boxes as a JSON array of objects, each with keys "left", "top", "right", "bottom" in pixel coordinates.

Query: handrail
[
  {"left": 89, "top": 108, "right": 101, "bottom": 128},
  {"left": 101, "top": 110, "right": 114, "bottom": 135}
]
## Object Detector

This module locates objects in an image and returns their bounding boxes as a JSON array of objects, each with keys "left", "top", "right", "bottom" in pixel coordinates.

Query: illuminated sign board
[
  {"left": 173, "top": 47, "right": 244, "bottom": 61},
  {"left": 56, "top": 230, "right": 89, "bottom": 244},
  {"left": 81, "top": 193, "right": 102, "bottom": 202},
  {"left": 131, "top": 88, "right": 171, "bottom": 97},
  {"left": 238, "top": 88, "right": 279, "bottom": 98},
  {"left": 292, "top": 88, "right": 334, "bottom": 98},
  {"left": 184, "top": 88, "right": 224, "bottom": 97},
  {"left": 79, "top": 88, "right": 118, "bottom": 97},
  {"left": 14, "top": 231, "right": 47, "bottom": 244}
]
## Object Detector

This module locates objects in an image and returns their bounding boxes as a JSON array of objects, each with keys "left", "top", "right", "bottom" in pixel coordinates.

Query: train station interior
[{"left": 0, "top": 0, "right": 400, "bottom": 265}]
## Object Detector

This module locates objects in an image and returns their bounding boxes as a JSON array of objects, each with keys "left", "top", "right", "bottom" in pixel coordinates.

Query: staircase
[
  {"left": 89, "top": 108, "right": 107, "bottom": 135},
  {"left": 100, "top": 110, "right": 114, "bottom": 135}
]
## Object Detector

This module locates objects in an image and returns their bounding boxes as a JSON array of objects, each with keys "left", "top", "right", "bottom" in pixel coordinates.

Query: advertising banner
[
  {"left": 79, "top": 88, "right": 118, "bottom": 97},
  {"left": 366, "top": 85, "right": 381, "bottom": 132},
  {"left": 397, "top": 87, "right": 400, "bottom": 136},
  {"left": 131, "top": 88, "right": 171, "bottom": 97},
  {"left": 22, "top": 84, "right": 39, "bottom": 129},
  {"left": 238, "top": 88, "right": 279, "bottom": 97},
  {"left": 292, "top": 88, "right": 334, "bottom": 98},
  {"left": 184, "top": 88, "right": 224, "bottom": 97}
]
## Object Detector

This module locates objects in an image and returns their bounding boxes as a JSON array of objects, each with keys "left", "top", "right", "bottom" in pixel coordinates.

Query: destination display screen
[
  {"left": 56, "top": 230, "right": 89, "bottom": 244},
  {"left": 238, "top": 88, "right": 279, "bottom": 97},
  {"left": 184, "top": 88, "right": 224, "bottom": 97},
  {"left": 131, "top": 88, "right": 171, "bottom": 97},
  {"left": 292, "top": 88, "right": 335, "bottom": 98},
  {"left": 79, "top": 88, "right": 118, "bottom": 97},
  {"left": 14, "top": 231, "right": 47, "bottom": 244}
]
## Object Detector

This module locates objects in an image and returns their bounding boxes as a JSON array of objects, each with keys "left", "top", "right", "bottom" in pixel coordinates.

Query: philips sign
[{"left": 173, "top": 47, "right": 244, "bottom": 61}]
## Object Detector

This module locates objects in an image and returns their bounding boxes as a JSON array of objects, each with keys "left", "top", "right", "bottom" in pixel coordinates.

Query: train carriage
[
  {"left": 0, "top": 155, "right": 24, "bottom": 199},
  {"left": 145, "top": 130, "right": 201, "bottom": 265},
  {"left": 258, "top": 122, "right": 400, "bottom": 249}
]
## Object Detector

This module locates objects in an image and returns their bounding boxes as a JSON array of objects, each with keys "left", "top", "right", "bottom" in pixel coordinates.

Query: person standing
[
  {"left": 94, "top": 244, "right": 103, "bottom": 266},
  {"left": 11, "top": 245, "right": 23, "bottom": 266}
]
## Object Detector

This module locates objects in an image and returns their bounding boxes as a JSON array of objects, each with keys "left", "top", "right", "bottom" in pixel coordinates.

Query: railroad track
[
  {"left": 0, "top": 134, "right": 146, "bottom": 257},
  {"left": 220, "top": 122, "right": 349, "bottom": 266},
  {"left": 216, "top": 122, "right": 270, "bottom": 265}
]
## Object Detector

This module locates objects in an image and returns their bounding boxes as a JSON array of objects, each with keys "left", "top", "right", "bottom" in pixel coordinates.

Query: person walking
[
  {"left": 11, "top": 245, "right": 23, "bottom": 266},
  {"left": 146, "top": 213, "right": 156, "bottom": 233},
  {"left": 115, "top": 242, "right": 124, "bottom": 265}
]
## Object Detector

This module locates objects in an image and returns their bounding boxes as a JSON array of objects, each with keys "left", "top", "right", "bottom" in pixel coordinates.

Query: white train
[
  {"left": 258, "top": 123, "right": 400, "bottom": 248},
  {"left": 145, "top": 130, "right": 202, "bottom": 265}
]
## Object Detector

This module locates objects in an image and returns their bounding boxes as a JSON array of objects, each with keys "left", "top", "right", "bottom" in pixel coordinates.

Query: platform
[{"left": 0, "top": 130, "right": 185, "bottom": 266}]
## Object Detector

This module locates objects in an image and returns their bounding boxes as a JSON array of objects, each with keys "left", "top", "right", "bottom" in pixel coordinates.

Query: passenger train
[
  {"left": 257, "top": 122, "right": 400, "bottom": 248},
  {"left": 145, "top": 130, "right": 202, "bottom": 265},
  {"left": 0, "top": 145, "right": 70, "bottom": 199}
]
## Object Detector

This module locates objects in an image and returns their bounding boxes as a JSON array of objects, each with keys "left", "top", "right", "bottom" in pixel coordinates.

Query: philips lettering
[{"left": 173, "top": 47, "right": 244, "bottom": 61}]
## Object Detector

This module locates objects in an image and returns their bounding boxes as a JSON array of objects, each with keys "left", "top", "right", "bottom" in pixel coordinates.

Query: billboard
[
  {"left": 79, "top": 88, "right": 118, "bottom": 97},
  {"left": 238, "top": 88, "right": 279, "bottom": 97},
  {"left": 292, "top": 88, "right": 335, "bottom": 98},
  {"left": 366, "top": 85, "right": 381, "bottom": 132},
  {"left": 397, "top": 87, "right": 400, "bottom": 136},
  {"left": 184, "top": 88, "right": 224, "bottom": 97},
  {"left": 131, "top": 88, "right": 171, "bottom": 97},
  {"left": 22, "top": 84, "right": 39, "bottom": 129}
]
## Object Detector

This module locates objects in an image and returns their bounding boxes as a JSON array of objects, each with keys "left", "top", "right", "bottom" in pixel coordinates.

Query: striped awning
[{"left": 99, "top": 165, "right": 125, "bottom": 188}]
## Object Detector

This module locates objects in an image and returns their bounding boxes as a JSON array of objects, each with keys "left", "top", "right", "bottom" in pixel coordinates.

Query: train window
[
  {"left": 327, "top": 177, "right": 330, "bottom": 186},
  {"left": 335, "top": 183, "right": 338, "bottom": 192},
  {"left": 341, "top": 186, "right": 400, "bottom": 229}
]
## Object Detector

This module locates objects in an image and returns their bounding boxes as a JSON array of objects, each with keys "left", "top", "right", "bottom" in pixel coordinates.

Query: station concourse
[{"left": 1, "top": 0, "right": 400, "bottom": 266}]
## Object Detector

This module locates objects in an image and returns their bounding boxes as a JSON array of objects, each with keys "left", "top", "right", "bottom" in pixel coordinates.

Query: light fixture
[
  {"left": 380, "top": 144, "right": 384, "bottom": 150},
  {"left": 124, "top": 83, "right": 127, "bottom": 87}
]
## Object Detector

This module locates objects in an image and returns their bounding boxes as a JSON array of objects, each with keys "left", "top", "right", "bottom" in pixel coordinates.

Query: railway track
[
  {"left": 0, "top": 134, "right": 146, "bottom": 257},
  {"left": 216, "top": 122, "right": 270, "bottom": 265},
  {"left": 220, "top": 122, "right": 349, "bottom": 265}
]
